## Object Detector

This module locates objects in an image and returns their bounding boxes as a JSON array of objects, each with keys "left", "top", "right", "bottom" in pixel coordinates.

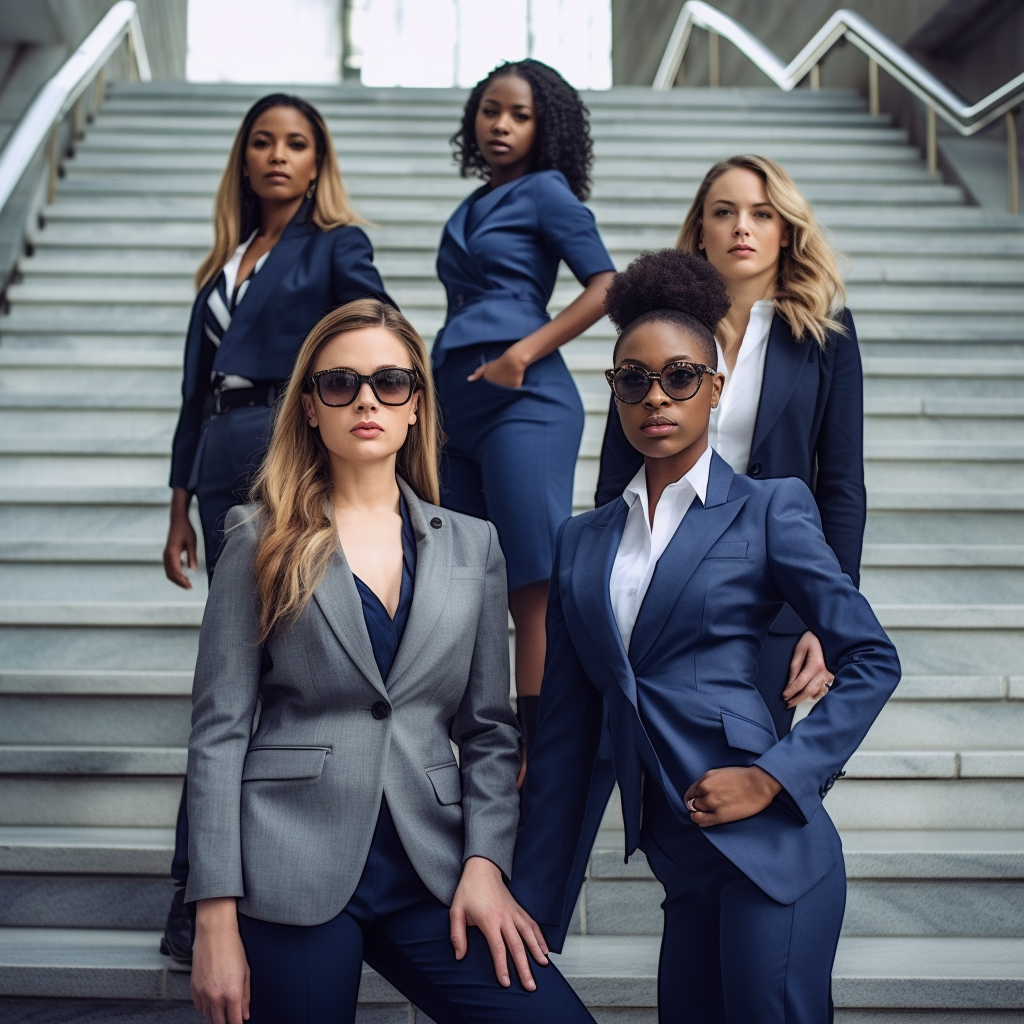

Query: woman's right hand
[
  {"left": 192, "top": 898, "right": 250, "bottom": 1024},
  {"left": 164, "top": 486, "right": 198, "bottom": 589}
]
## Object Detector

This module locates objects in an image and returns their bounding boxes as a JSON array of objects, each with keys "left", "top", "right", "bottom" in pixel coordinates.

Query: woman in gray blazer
[{"left": 185, "top": 298, "right": 594, "bottom": 1024}]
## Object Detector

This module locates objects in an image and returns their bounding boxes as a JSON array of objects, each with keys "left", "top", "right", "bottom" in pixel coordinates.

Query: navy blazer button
[
  {"left": 371, "top": 701, "right": 390, "bottom": 720},
  {"left": 430, "top": 517, "right": 443, "bottom": 529},
  {"left": 749, "top": 462, "right": 762, "bottom": 476}
]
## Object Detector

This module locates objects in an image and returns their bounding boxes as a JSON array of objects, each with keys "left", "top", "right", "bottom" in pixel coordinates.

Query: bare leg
[{"left": 508, "top": 580, "right": 549, "bottom": 698}]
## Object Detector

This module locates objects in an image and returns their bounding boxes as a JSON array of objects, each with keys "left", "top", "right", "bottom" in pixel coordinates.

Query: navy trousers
[
  {"left": 434, "top": 342, "right": 583, "bottom": 592},
  {"left": 238, "top": 801, "right": 595, "bottom": 1024},
  {"left": 640, "top": 782, "right": 844, "bottom": 1024},
  {"left": 559, "top": 632, "right": 802, "bottom": 940}
]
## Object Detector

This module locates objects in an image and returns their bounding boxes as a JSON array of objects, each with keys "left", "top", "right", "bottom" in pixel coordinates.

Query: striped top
[{"left": 204, "top": 230, "right": 271, "bottom": 391}]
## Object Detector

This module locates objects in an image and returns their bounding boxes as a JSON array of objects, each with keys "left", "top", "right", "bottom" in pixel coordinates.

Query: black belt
[{"left": 212, "top": 383, "right": 280, "bottom": 415}]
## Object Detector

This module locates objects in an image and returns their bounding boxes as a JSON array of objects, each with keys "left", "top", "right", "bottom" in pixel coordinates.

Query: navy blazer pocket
[
  {"left": 705, "top": 541, "right": 748, "bottom": 559},
  {"left": 426, "top": 761, "right": 462, "bottom": 805},
  {"left": 720, "top": 710, "right": 775, "bottom": 756},
  {"left": 242, "top": 746, "right": 330, "bottom": 781}
]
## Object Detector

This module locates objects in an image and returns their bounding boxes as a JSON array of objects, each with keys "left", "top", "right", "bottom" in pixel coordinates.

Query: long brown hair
[
  {"left": 249, "top": 300, "right": 441, "bottom": 640},
  {"left": 677, "top": 155, "right": 846, "bottom": 346},
  {"left": 195, "top": 93, "right": 364, "bottom": 290}
]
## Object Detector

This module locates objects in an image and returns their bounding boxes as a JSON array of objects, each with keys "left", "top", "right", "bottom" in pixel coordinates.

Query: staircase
[{"left": 0, "top": 81, "right": 1022, "bottom": 1022}]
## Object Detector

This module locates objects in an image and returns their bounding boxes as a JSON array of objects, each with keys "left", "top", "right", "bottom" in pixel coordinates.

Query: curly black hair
[
  {"left": 450, "top": 59, "right": 593, "bottom": 201},
  {"left": 606, "top": 250, "right": 731, "bottom": 365}
]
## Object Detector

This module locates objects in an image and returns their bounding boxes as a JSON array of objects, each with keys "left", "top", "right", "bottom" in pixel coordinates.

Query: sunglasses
[
  {"left": 307, "top": 366, "right": 419, "bottom": 407},
  {"left": 605, "top": 361, "right": 717, "bottom": 404}
]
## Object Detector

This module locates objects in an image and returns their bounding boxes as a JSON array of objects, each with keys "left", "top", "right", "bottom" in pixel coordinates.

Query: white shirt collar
[{"left": 622, "top": 445, "right": 712, "bottom": 519}]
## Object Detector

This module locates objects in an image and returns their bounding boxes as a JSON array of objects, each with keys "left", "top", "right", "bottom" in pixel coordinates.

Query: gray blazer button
[
  {"left": 430, "top": 517, "right": 443, "bottom": 529},
  {"left": 371, "top": 701, "right": 390, "bottom": 720}
]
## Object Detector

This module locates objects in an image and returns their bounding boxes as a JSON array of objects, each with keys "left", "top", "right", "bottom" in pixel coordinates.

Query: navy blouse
[
  {"left": 352, "top": 499, "right": 417, "bottom": 681},
  {"left": 433, "top": 170, "right": 615, "bottom": 363}
]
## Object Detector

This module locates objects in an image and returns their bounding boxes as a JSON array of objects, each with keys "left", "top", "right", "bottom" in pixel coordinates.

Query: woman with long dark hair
[
  {"left": 434, "top": 60, "right": 616, "bottom": 752},
  {"left": 186, "top": 300, "right": 596, "bottom": 1024},
  {"left": 160, "top": 93, "right": 391, "bottom": 962}
]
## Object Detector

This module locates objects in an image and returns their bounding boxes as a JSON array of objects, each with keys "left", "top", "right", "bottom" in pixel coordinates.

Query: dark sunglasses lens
[
  {"left": 372, "top": 369, "right": 415, "bottom": 404},
  {"left": 613, "top": 367, "right": 650, "bottom": 403},
  {"left": 662, "top": 365, "right": 700, "bottom": 399},
  {"left": 318, "top": 370, "right": 359, "bottom": 406}
]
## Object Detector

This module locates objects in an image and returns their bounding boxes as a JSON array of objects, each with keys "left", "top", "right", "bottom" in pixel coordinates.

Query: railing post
[
  {"left": 926, "top": 105, "right": 937, "bottom": 174},
  {"left": 1008, "top": 109, "right": 1020, "bottom": 216},
  {"left": 46, "top": 126, "right": 59, "bottom": 204},
  {"left": 92, "top": 68, "right": 106, "bottom": 120},
  {"left": 708, "top": 29, "right": 720, "bottom": 88},
  {"left": 868, "top": 59, "right": 879, "bottom": 115},
  {"left": 810, "top": 64, "right": 821, "bottom": 90}
]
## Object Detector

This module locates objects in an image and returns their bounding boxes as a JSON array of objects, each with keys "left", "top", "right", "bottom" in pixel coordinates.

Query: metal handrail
[
  {"left": 0, "top": 1, "right": 150, "bottom": 216},
  {"left": 654, "top": 2, "right": 1022, "bottom": 212}
]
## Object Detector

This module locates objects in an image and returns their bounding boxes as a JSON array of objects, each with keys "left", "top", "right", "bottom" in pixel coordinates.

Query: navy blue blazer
[
  {"left": 170, "top": 204, "right": 392, "bottom": 488},
  {"left": 595, "top": 310, "right": 865, "bottom": 631},
  {"left": 513, "top": 452, "right": 899, "bottom": 947},
  {"left": 432, "top": 170, "right": 614, "bottom": 363}
]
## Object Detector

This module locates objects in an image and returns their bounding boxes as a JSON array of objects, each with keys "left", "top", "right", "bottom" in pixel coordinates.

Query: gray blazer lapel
[
  {"left": 313, "top": 547, "right": 388, "bottom": 698},
  {"left": 385, "top": 478, "right": 453, "bottom": 693}
]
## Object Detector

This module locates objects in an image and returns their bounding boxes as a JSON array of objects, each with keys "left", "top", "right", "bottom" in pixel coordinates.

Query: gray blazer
[{"left": 185, "top": 478, "right": 520, "bottom": 926}]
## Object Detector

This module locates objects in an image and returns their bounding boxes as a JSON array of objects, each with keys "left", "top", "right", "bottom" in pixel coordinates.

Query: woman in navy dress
[
  {"left": 433, "top": 60, "right": 616, "bottom": 749},
  {"left": 159, "top": 93, "right": 391, "bottom": 963}
]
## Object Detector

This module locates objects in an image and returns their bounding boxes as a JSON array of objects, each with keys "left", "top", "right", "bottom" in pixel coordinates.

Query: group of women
[{"left": 161, "top": 58, "right": 900, "bottom": 1024}]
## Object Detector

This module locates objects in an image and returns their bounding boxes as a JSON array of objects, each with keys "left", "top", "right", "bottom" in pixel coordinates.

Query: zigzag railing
[{"left": 653, "top": 2, "right": 1022, "bottom": 213}]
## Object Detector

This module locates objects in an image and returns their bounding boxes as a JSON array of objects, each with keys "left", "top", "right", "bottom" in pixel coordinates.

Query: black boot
[
  {"left": 517, "top": 695, "right": 540, "bottom": 755},
  {"left": 159, "top": 883, "right": 194, "bottom": 965}
]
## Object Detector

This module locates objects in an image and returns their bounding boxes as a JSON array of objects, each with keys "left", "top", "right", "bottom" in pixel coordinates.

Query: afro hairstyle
[
  {"left": 450, "top": 59, "right": 593, "bottom": 201},
  {"left": 606, "top": 250, "right": 731, "bottom": 366}
]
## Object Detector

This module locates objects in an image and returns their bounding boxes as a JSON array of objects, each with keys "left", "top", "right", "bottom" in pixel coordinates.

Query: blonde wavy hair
[
  {"left": 677, "top": 155, "right": 846, "bottom": 346},
  {"left": 249, "top": 299, "right": 441, "bottom": 640},
  {"left": 195, "top": 93, "right": 364, "bottom": 290}
]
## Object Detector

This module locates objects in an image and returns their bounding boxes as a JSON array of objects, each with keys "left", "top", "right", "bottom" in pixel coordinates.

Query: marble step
[
  {"left": 2, "top": 828, "right": 1021, "bottom": 936},
  {"left": 0, "top": 928, "right": 1020, "bottom": 1014}
]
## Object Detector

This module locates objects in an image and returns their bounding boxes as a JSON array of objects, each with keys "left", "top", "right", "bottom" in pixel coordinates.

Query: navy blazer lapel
[
  {"left": 568, "top": 501, "right": 637, "bottom": 705},
  {"left": 750, "top": 313, "right": 808, "bottom": 458},
  {"left": 628, "top": 454, "right": 747, "bottom": 668},
  {"left": 381, "top": 480, "right": 453, "bottom": 694},
  {"left": 313, "top": 546, "right": 388, "bottom": 699},
  {"left": 465, "top": 175, "right": 530, "bottom": 233},
  {"left": 443, "top": 185, "right": 487, "bottom": 256},
  {"left": 222, "top": 208, "right": 315, "bottom": 344},
  {"left": 184, "top": 276, "right": 219, "bottom": 400}
]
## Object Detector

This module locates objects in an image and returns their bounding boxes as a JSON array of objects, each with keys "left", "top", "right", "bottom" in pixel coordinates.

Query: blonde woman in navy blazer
[
  {"left": 434, "top": 60, "right": 616, "bottom": 750},
  {"left": 513, "top": 251, "right": 899, "bottom": 1023},
  {"left": 159, "top": 93, "right": 390, "bottom": 964}
]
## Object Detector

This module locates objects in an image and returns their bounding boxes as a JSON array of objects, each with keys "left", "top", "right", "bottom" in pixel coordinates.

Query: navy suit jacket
[
  {"left": 512, "top": 452, "right": 899, "bottom": 948},
  {"left": 170, "top": 205, "right": 392, "bottom": 488},
  {"left": 595, "top": 310, "right": 865, "bottom": 631},
  {"left": 433, "top": 170, "right": 614, "bottom": 363}
]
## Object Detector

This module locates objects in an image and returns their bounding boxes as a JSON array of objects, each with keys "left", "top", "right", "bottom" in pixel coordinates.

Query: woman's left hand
[
  {"left": 684, "top": 766, "right": 783, "bottom": 826},
  {"left": 466, "top": 348, "right": 527, "bottom": 389},
  {"left": 783, "top": 631, "right": 834, "bottom": 708},
  {"left": 450, "top": 856, "right": 549, "bottom": 990}
]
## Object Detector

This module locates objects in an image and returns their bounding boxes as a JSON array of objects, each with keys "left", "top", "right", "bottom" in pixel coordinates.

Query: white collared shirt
[
  {"left": 709, "top": 299, "right": 774, "bottom": 473},
  {"left": 609, "top": 446, "right": 713, "bottom": 653}
]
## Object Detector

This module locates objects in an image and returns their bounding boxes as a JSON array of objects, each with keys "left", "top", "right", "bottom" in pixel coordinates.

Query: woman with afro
[
  {"left": 433, "top": 59, "right": 616, "bottom": 754},
  {"left": 513, "top": 250, "right": 900, "bottom": 1024}
]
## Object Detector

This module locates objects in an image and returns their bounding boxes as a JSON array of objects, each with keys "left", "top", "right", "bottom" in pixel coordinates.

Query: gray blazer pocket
[
  {"left": 720, "top": 710, "right": 775, "bottom": 756},
  {"left": 242, "top": 746, "right": 330, "bottom": 781},
  {"left": 426, "top": 762, "right": 462, "bottom": 805},
  {"left": 706, "top": 541, "right": 748, "bottom": 559}
]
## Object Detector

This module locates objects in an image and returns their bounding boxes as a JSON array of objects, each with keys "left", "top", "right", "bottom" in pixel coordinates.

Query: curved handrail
[
  {"left": 0, "top": 1, "right": 150, "bottom": 214},
  {"left": 654, "top": 1, "right": 1023, "bottom": 137}
]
